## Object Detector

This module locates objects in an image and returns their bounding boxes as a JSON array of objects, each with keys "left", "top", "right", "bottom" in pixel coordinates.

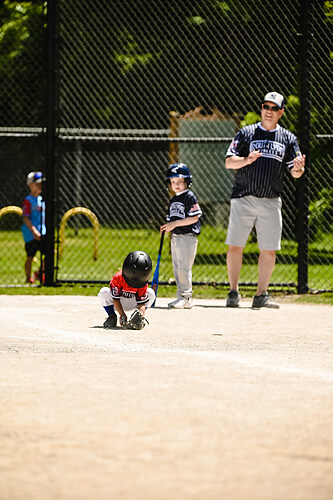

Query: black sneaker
[
  {"left": 226, "top": 290, "right": 241, "bottom": 308},
  {"left": 252, "top": 292, "right": 280, "bottom": 309},
  {"left": 103, "top": 314, "right": 117, "bottom": 328}
]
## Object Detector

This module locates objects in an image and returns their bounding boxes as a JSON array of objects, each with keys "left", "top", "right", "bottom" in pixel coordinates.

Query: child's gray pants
[{"left": 171, "top": 233, "right": 198, "bottom": 299}]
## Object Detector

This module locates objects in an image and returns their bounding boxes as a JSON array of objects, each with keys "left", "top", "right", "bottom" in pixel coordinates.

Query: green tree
[{"left": 0, "top": 1, "right": 45, "bottom": 127}]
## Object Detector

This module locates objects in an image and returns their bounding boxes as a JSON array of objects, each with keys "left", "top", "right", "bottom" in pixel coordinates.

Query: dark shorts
[{"left": 25, "top": 237, "right": 46, "bottom": 258}]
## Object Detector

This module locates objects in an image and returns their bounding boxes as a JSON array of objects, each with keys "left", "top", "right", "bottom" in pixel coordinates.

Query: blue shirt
[{"left": 21, "top": 194, "right": 46, "bottom": 243}]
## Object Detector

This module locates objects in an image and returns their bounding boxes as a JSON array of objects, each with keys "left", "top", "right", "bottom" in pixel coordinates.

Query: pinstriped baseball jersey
[{"left": 226, "top": 123, "right": 301, "bottom": 198}]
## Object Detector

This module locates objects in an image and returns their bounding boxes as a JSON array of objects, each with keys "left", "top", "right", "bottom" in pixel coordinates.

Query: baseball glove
[{"left": 126, "top": 309, "right": 149, "bottom": 330}]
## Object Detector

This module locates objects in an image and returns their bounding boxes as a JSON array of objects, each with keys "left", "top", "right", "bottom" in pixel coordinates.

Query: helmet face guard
[
  {"left": 166, "top": 163, "right": 192, "bottom": 187},
  {"left": 122, "top": 251, "right": 152, "bottom": 288}
]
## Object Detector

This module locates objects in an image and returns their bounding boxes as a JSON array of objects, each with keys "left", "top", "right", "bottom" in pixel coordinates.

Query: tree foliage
[{"left": 0, "top": 1, "right": 45, "bottom": 127}]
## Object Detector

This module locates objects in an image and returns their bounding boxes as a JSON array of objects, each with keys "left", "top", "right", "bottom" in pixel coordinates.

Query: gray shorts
[{"left": 225, "top": 195, "right": 282, "bottom": 250}]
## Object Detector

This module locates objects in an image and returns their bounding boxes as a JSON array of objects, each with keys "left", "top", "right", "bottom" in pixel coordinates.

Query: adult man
[{"left": 224, "top": 92, "right": 305, "bottom": 308}]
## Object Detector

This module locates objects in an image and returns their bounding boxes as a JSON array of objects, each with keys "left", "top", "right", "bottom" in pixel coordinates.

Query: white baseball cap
[
  {"left": 27, "top": 171, "right": 44, "bottom": 185},
  {"left": 263, "top": 92, "right": 285, "bottom": 109}
]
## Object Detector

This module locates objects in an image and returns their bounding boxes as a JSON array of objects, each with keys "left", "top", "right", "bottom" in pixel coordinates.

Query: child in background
[
  {"left": 21, "top": 171, "right": 45, "bottom": 284},
  {"left": 98, "top": 250, "right": 155, "bottom": 329},
  {"left": 160, "top": 163, "right": 202, "bottom": 309}
]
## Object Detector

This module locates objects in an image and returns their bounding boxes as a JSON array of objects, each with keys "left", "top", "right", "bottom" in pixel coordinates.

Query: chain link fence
[
  {"left": 0, "top": 0, "right": 332, "bottom": 292},
  {"left": 0, "top": 1, "right": 45, "bottom": 284}
]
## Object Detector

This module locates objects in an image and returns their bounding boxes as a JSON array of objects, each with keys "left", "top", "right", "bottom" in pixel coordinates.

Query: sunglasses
[{"left": 262, "top": 104, "right": 280, "bottom": 112}]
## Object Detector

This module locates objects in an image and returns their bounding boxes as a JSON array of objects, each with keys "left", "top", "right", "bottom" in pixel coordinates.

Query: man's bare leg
[
  {"left": 227, "top": 245, "right": 244, "bottom": 291},
  {"left": 256, "top": 249, "right": 276, "bottom": 295}
]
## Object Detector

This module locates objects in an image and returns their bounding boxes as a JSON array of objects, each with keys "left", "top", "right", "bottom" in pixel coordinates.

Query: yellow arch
[
  {"left": 59, "top": 207, "right": 99, "bottom": 260},
  {"left": 0, "top": 205, "right": 23, "bottom": 219}
]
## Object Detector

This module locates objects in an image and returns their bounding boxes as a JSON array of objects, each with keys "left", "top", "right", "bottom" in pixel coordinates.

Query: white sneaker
[
  {"left": 168, "top": 297, "right": 194, "bottom": 309},
  {"left": 168, "top": 298, "right": 185, "bottom": 309},
  {"left": 184, "top": 297, "right": 194, "bottom": 309}
]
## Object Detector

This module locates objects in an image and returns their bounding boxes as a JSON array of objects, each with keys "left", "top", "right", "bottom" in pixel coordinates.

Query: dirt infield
[{"left": 0, "top": 295, "right": 332, "bottom": 500}]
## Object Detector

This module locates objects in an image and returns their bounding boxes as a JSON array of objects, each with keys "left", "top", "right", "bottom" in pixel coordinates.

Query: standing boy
[
  {"left": 21, "top": 171, "right": 46, "bottom": 284},
  {"left": 224, "top": 92, "right": 305, "bottom": 308},
  {"left": 160, "top": 163, "right": 202, "bottom": 309}
]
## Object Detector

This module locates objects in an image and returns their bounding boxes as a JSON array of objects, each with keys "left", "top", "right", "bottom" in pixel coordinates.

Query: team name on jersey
[
  {"left": 170, "top": 202, "right": 185, "bottom": 219},
  {"left": 112, "top": 289, "right": 135, "bottom": 299},
  {"left": 250, "top": 140, "right": 286, "bottom": 161},
  {"left": 121, "top": 291, "right": 136, "bottom": 298}
]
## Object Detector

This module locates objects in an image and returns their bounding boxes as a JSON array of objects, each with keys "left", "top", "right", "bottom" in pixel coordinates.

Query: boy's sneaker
[
  {"left": 103, "top": 314, "right": 117, "bottom": 328},
  {"left": 252, "top": 292, "right": 280, "bottom": 309},
  {"left": 226, "top": 290, "right": 241, "bottom": 308},
  {"left": 184, "top": 297, "right": 194, "bottom": 309},
  {"left": 168, "top": 298, "right": 185, "bottom": 309},
  {"left": 169, "top": 297, "right": 194, "bottom": 309}
]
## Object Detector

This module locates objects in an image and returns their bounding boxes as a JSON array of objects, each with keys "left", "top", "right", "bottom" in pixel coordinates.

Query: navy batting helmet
[
  {"left": 166, "top": 163, "right": 192, "bottom": 187},
  {"left": 122, "top": 251, "right": 152, "bottom": 288}
]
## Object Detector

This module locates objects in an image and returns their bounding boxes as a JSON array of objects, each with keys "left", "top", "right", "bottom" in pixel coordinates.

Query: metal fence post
[
  {"left": 44, "top": 0, "right": 58, "bottom": 286},
  {"left": 297, "top": 0, "right": 313, "bottom": 294}
]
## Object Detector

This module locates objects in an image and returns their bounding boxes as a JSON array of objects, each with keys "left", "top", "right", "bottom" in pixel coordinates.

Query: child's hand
[
  {"left": 32, "top": 227, "right": 41, "bottom": 239},
  {"left": 120, "top": 315, "right": 128, "bottom": 327},
  {"left": 160, "top": 222, "right": 175, "bottom": 233}
]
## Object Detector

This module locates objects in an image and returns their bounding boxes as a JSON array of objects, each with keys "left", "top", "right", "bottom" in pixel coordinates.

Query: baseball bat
[{"left": 150, "top": 230, "right": 165, "bottom": 307}]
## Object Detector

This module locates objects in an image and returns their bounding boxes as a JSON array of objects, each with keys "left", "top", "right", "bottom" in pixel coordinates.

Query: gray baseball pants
[{"left": 171, "top": 233, "right": 198, "bottom": 299}]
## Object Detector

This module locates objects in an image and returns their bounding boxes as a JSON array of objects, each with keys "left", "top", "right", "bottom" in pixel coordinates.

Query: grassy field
[
  {"left": 1, "top": 226, "right": 332, "bottom": 295},
  {"left": 0, "top": 282, "right": 332, "bottom": 305}
]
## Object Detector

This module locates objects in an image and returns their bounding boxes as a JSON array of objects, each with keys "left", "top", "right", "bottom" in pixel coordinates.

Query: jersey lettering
[
  {"left": 250, "top": 140, "right": 286, "bottom": 161},
  {"left": 170, "top": 202, "right": 186, "bottom": 219}
]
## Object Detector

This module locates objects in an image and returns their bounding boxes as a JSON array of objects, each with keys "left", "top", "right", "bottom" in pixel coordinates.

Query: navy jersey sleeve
[
  {"left": 185, "top": 191, "right": 202, "bottom": 218},
  {"left": 225, "top": 129, "right": 249, "bottom": 158},
  {"left": 285, "top": 132, "right": 302, "bottom": 169}
]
